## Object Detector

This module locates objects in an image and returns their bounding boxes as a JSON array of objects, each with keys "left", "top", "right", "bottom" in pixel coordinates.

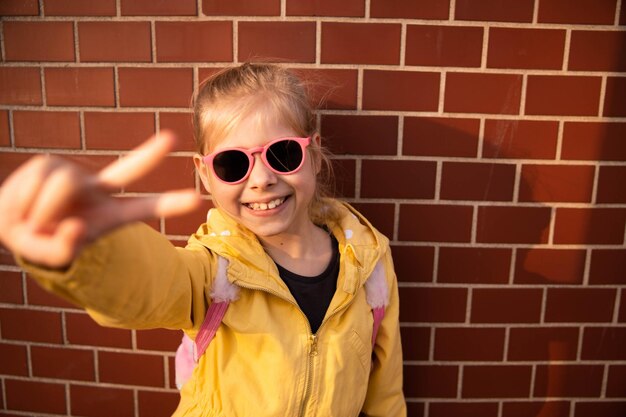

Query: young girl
[{"left": 0, "top": 63, "right": 405, "bottom": 417}]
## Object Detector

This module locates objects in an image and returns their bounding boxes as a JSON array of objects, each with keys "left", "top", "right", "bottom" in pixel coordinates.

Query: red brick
[
  {"left": 79, "top": 22, "right": 151, "bottom": 62},
  {"left": 435, "top": 327, "right": 505, "bottom": 361},
  {"left": 444, "top": 73, "right": 522, "bottom": 114},
  {"left": 332, "top": 159, "right": 356, "bottom": 198},
  {"left": 363, "top": 70, "right": 440, "bottom": 111},
  {"left": 597, "top": 166, "right": 626, "bottom": 203},
  {"left": 119, "top": 68, "right": 192, "bottom": 107},
  {"left": 404, "top": 365, "right": 458, "bottom": 397},
  {"left": 441, "top": 162, "right": 515, "bottom": 201},
  {"left": 203, "top": 0, "right": 279, "bottom": 15},
  {"left": 351, "top": 202, "right": 395, "bottom": 238},
  {"left": 526, "top": 75, "right": 602, "bottom": 116},
  {"left": 0, "top": 110, "right": 9, "bottom": 146},
  {"left": 515, "top": 249, "right": 586, "bottom": 285},
  {"left": 406, "top": 25, "right": 483, "bottom": 67},
  {"left": 0, "top": 308, "right": 62, "bottom": 343},
  {"left": 455, "top": 0, "right": 534, "bottom": 22},
  {"left": 0, "top": 67, "right": 42, "bottom": 105},
  {"left": 538, "top": 0, "right": 618, "bottom": 24},
  {"left": 238, "top": 22, "right": 316, "bottom": 63},
  {"left": 14, "top": 111, "right": 80, "bottom": 149},
  {"left": 582, "top": 327, "right": 626, "bottom": 360},
  {"left": 604, "top": 77, "right": 626, "bottom": 117},
  {"left": 0, "top": 270, "right": 23, "bottom": 304},
  {"left": 121, "top": 0, "right": 196, "bottom": 15},
  {"left": 431, "top": 402, "right": 498, "bottom": 417},
  {"left": 483, "top": 119, "right": 559, "bottom": 160},
  {"left": 66, "top": 312, "right": 132, "bottom": 348},
  {"left": 99, "top": 351, "right": 165, "bottom": 387},
  {"left": 0, "top": 152, "right": 32, "bottom": 183},
  {"left": 125, "top": 156, "right": 195, "bottom": 192},
  {"left": 26, "top": 278, "right": 78, "bottom": 309},
  {"left": 163, "top": 199, "right": 213, "bottom": 235},
  {"left": 138, "top": 390, "right": 180, "bottom": 417},
  {"left": 607, "top": 365, "right": 626, "bottom": 397},
  {"left": 438, "top": 247, "right": 511, "bottom": 284},
  {"left": 70, "top": 384, "right": 134, "bottom": 417},
  {"left": 0, "top": 343, "right": 28, "bottom": 375},
  {"left": 45, "top": 67, "right": 115, "bottom": 107},
  {"left": 0, "top": 0, "right": 38, "bottom": 15},
  {"left": 488, "top": 27, "right": 565, "bottom": 70},
  {"left": 406, "top": 402, "right": 425, "bottom": 417},
  {"left": 287, "top": 0, "right": 364, "bottom": 17},
  {"left": 590, "top": 250, "right": 626, "bottom": 285},
  {"left": 136, "top": 328, "right": 181, "bottom": 351},
  {"left": 535, "top": 365, "right": 604, "bottom": 397},
  {"left": 546, "top": 288, "right": 616, "bottom": 323},
  {"left": 297, "top": 68, "right": 358, "bottom": 110},
  {"left": 5, "top": 379, "right": 66, "bottom": 414},
  {"left": 477, "top": 206, "right": 551, "bottom": 244},
  {"left": 31, "top": 346, "right": 95, "bottom": 381},
  {"left": 84, "top": 112, "right": 155, "bottom": 150},
  {"left": 400, "top": 326, "right": 430, "bottom": 361},
  {"left": 60, "top": 154, "right": 118, "bottom": 174},
  {"left": 45, "top": 0, "right": 116, "bottom": 16},
  {"left": 463, "top": 365, "right": 532, "bottom": 398},
  {"left": 472, "top": 288, "right": 543, "bottom": 323},
  {"left": 321, "top": 115, "right": 397, "bottom": 155},
  {"left": 156, "top": 21, "right": 232, "bottom": 62},
  {"left": 160, "top": 112, "right": 195, "bottom": 152},
  {"left": 370, "top": 0, "right": 449, "bottom": 19},
  {"left": 569, "top": 30, "right": 626, "bottom": 72},
  {"left": 620, "top": 292, "right": 626, "bottom": 322},
  {"left": 361, "top": 160, "right": 436, "bottom": 199},
  {"left": 399, "top": 287, "right": 467, "bottom": 322},
  {"left": 403, "top": 117, "right": 479, "bottom": 158},
  {"left": 503, "top": 401, "right": 570, "bottom": 417},
  {"left": 554, "top": 208, "right": 626, "bottom": 245},
  {"left": 4, "top": 21, "right": 75, "bottom": 62},
  {"left": 322, "top": 22, "right": 400, "bottom": 65},
  {"left": 622, "top": 4, "right": 626, "bottom": 24},
  {"left": 520, "top": 164, "right": 595, "bottom": 203},
  {"left": 508, "top": 327, "right": 579, "bottom": 361},
  {"left": 575, "top": 402, "right": 626, "bottom": 417},
  {"left": 399, "top": 204, "right": 473, "bottom": 243},
  {"left": 392, "top": 245, "right": 435, "bottom": 283},
  {"left": 562, "top": 122, "right": 626, "bottom": 161}
]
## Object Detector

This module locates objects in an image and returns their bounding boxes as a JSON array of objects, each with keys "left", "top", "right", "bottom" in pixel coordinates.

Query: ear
[{"left": 193, "top": 154, "right": 212, "bottom": 194}]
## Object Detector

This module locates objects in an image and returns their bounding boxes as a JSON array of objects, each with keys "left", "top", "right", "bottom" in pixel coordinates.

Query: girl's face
[{"left": 194, "top": 109, "right": 318, "bottom": 240}]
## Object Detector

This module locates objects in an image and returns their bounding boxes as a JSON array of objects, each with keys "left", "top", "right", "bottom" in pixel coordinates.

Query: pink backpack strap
[
  {"left": 193, "top": 300, "right": 229, "bottom": 361},
  {"left": 364, "top": 260, "right": 389, "bottom": 348}
]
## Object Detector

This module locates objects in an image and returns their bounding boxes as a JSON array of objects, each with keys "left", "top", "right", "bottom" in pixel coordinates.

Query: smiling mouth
[{"left": 243, "top": 197, "right": 287, "bottom": 211}]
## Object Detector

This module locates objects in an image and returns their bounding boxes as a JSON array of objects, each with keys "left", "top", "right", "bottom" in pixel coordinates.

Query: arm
[
  {"left": 361, "top": 249, "right": 407, "bottom": 417},
  {"left": 18, "top": 222, "right": 214, "bottom": 331}
]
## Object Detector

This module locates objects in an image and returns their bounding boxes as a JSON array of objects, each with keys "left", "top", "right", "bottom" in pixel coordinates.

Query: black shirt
[{"left": 275, "top": 235, "right": 339, "bottom": 334}]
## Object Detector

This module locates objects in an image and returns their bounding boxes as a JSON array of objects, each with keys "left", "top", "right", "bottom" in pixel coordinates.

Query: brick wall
[{"left": 0, "top": 0, "right": 625, "bottom": 416}]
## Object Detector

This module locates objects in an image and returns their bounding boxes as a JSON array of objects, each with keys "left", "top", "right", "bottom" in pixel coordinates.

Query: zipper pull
[{"left": 309, "top": 335, "right": 318, "bottom": 357}]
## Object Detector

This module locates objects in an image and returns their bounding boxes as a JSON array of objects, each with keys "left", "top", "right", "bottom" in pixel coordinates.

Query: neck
[{"left": 259, "top": 222, "right": 332, "bottom": 277}]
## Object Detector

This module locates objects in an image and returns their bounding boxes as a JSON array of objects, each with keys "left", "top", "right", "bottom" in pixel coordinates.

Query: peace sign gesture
[{"left": 0, "top": 131, "right": 201, "bottom": 269}]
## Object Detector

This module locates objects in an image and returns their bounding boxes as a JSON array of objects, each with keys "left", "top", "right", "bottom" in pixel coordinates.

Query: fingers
[
  {"left": 114, "top": 190, "right": 201, "bottom": 226},
  {"left": 97, "top": 131, "right": 177, "bottom": 190}
]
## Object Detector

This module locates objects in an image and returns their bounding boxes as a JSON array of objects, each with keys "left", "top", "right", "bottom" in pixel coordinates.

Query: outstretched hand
[{"left": 0, "top": 131, "right": 201, "bottom": 268}]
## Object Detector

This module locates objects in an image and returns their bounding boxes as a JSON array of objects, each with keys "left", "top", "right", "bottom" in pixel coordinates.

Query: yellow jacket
[{"left": 22, "top": 201, "right": 406, "bottom": 417}]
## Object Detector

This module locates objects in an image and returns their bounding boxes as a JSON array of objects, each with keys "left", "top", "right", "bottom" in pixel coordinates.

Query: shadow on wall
[{"left": 322, "top": 109, "right": 622, "bottom": 416}]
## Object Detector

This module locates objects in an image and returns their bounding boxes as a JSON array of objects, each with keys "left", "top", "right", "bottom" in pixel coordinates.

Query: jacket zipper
[{"left": 233, "top": 279, "right": 360, "bottom": 417}]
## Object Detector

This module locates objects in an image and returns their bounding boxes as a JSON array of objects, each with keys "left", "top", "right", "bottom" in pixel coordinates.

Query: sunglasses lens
[
  {"left": 212, "top": 150, "right": 250, "bottom": 183},
  {"left": 267, "top": 140, "right": 303, "bottom": 173}
]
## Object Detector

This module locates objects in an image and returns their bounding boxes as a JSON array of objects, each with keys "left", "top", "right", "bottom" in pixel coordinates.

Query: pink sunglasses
[{"left": 202, "top": 137, "right": 311, "bottom": 184}]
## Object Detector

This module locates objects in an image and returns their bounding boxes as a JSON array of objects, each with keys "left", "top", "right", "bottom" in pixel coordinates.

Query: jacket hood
[{"left": 188, "top": 200, "right": 389, "bottom": 295}]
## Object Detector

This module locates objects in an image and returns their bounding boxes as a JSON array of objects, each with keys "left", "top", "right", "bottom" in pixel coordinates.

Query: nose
[{"left": 246, "top": 154, "right": 276, "bottom": 189}]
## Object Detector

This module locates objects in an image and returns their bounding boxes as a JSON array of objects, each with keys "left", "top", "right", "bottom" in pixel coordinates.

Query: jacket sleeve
[
  {"left": 360, "top": 249, "right": 407, "bottom": 417},
  {"left": 17, "top": 222, "right": 214, "bottom": 332}
]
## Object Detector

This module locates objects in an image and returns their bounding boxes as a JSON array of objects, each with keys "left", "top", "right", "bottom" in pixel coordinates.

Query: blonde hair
[{"left": 192, "top": 63, "right": 339, "bottom": 224}]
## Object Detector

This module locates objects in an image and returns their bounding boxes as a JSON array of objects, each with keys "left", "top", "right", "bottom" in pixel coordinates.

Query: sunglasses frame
[{"left": 202, "top": 136, "right": 311, "bottom": 185}]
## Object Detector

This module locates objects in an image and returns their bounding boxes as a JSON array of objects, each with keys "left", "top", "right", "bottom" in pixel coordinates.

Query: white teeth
[{"left": 246, "top": 197, "right": 285, "bottom": 211}]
